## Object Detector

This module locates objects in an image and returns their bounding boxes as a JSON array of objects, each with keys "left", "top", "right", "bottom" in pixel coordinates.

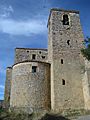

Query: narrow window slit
[
  {"left": 62, "top": 79, "right": 65, "bottom": 85},
  {"left": 61, "top": 59, "right": 63, "bottom": 64},
  {"left": 67, "top": 40, "right": 70, "bottom": 45}
]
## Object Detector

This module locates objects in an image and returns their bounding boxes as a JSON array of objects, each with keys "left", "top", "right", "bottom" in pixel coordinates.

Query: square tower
[{"left": 48, "top": 9, "right": 85, "bottom": 112}]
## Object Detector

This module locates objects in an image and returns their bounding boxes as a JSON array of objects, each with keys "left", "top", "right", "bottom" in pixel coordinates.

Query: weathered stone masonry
[
  {"left": 10, "top": 61, "right": 51, "bottom": 111},
  {"left": 4, "top": 8, "right": 90, "bottom": 113},
  {"left": 48, "top": 9, "right": 85, "bottom": 112},
  {"left": 4, "top": 67, "right": 12, "bottom": 108}
]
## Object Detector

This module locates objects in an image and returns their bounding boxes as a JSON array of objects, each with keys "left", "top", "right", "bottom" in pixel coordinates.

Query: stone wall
[
  {"left": 4, "top": 8, "right": 90, "bottom": 113},
  {"left": 82, "top": 60, "right": 90, "bottom": 110},
  {"left": 4, "top": 67, "right": 12, "bottom": 108},
  {"left": 10, "top": 61, "right": 51, "bottom": 112},
  {"left": 48, "top": 9, "right": 85, "bottom": 112},
  {"left": 15, "top": 48, "right": 48, "bottom": 64}
]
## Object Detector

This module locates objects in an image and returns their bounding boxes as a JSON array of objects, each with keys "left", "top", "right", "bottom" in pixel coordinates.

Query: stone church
[{"left": 4, "top": 8, "right": 90, "bottom": 113}]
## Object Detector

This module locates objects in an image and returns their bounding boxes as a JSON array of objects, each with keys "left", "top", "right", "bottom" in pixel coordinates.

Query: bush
[
  {"left": 81, "top": 37, "right": 90, "bottom": 61},
  {"left": 40, "top": 113, "right": 69, "bottom": 120}
]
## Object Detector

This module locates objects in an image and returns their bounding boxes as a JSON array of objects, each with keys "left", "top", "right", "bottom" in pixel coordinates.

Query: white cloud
[
  {"left": 8, "top": 5, "right": 14, "bottom": 13},
  {"left": 0, "top": 18, "right": 47, "bottom": 36},
  {"left": 0, "top": 85, "right": 4, "bottom": 89},
  {"left": 0, "top": 5, "right": 14, "bottom": 18},
  {"left": 0, "top": 5, "right": 47, "bottom": 36}
]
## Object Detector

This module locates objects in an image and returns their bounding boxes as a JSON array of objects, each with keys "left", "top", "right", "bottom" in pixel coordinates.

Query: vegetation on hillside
[
  {"left": 0, "top": 108, "right": 70, "bottom": 120},
  {"left": 81, "top": 37, "right": 90, "bottom": 61},
  {"left": 0, "top": 108, "right": 33, "bottom": 120}
]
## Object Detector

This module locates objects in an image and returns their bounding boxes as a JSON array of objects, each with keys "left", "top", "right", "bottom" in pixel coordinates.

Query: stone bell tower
[{"left": 48, "top": 8, "right": 85, "bottom": 112}]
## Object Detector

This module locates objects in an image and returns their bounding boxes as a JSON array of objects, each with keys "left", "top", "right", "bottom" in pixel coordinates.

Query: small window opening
[
  {"left": 32, "top": 54, "right": 36, "bottom": 60},
  {"left": 63, "top": 14, "right": 69, "bottom": 25},
  {"left": 67, "top": 40, "right": 70, "bottom": 45},
  {"left": 27, "top": 50, "right": 29, "bottom": 53},
  {"left": 39, "top": 51, "right": 41, "bottom": 54},
  {"left": 62, "top": 79, "right": 65, "bottom": 85},
  {"left": 60, "top": 33, "right": 62, "bottom": 35},
  {"left": 61, "top": 59, "right": 63, "bottom": 64},
  {"left": 32, "top": 66, "right": 37, "bottom": 73},
  {"left": 53, "top": 32, "right": 55, "bottom": 35},
  {"left": 42, "top": 56, "right": 45, "bottom": 59}
]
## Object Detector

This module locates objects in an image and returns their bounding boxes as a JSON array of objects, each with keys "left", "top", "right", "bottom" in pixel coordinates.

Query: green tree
[{"left": 81, "top": 37, "right": 90, "bottom": 61}]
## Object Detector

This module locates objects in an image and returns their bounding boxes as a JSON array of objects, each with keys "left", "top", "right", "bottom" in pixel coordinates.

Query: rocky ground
[
  {"left": 0, "top": 108, "right": 70, "bottom": 120},
  {"left": 0, "top": 108, "right": 32, "bottom": 120},
  {"left": 40, "top": 114, "right": 69, "bottom": 120},
  {"left": 0, "top": 108, "right": 90, "bottom": 120}
]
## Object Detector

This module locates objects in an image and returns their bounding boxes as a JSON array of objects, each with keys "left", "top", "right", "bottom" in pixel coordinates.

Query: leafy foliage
[{"left": 81, "top": 38, "right": 90, "bottom": 61}]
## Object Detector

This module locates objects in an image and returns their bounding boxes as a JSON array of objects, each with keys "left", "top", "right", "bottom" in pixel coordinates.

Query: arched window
[{"left": 63, "top": 14, "right": 69, "bottom": 25}]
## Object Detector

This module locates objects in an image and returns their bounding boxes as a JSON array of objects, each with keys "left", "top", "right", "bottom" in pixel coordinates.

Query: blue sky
[{"left": 0, "top": 0, "right": 90, "bottom": 100}]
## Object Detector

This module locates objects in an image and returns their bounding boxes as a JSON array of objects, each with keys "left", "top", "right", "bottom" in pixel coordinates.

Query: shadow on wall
[{"left": 40, "top": 113, "right": 70, "bottom": 120}]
